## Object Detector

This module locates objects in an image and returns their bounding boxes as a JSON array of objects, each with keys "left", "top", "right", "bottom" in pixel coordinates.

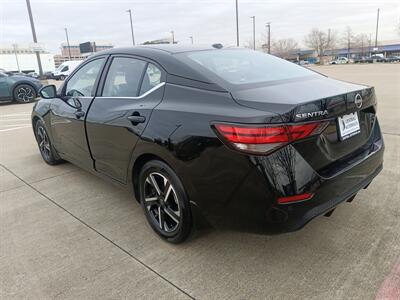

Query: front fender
[{"left": 31, "top": 98, "right": 53, "bottom": 138}]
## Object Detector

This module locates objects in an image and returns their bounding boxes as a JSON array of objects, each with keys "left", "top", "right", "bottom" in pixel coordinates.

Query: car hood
[{"left": 11, "top": 75, "right": 42, "bottom": 85}]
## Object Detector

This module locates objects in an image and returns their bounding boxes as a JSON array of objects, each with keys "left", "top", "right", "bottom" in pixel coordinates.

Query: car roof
[
  {"left": 89, "top": 45, "right": 227, "bottom": 91},
  {"left": 95, "top": 44, "right": 219, "bottom": 55}
]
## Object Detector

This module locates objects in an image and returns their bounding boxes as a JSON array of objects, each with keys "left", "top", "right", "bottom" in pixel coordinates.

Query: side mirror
[{"left": 39, "top": 85, "right": 57, "bottom": 99}]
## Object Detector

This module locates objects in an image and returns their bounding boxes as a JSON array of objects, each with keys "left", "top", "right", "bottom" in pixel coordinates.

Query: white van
[{"left": 53, "top": 60, "right": 82, "bottom": 80}]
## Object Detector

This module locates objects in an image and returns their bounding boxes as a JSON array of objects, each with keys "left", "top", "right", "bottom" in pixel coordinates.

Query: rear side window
[
  {"left": 102, "top": 57, "right": 146, "bottom": 97},
  {"left": 182, "top": 49, "right": 318, "bottom": 85},
  {"left": 139, "top": 63, "right": 162, "bottom": 95}
]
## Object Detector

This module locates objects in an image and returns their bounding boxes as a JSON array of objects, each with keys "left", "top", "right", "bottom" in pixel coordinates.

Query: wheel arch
[
  {"left": 31, "top": 99, "right": 55, "bottom": 145},
  {"left": 32, "top": 115, "right": 41, "bottom": 131},
  {"left": 131, "top": 153, "right": 172, "bottom": 202}
]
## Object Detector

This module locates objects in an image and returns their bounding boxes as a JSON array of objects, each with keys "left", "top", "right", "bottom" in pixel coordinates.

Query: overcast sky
[{"left": 1, "top": 0, "right": 399, "bottom": 54}]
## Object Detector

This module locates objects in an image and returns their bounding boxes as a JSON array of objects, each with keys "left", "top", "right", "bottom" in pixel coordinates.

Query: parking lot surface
[{"left": 1, "top": 64, "right": 399, "bottom": 299}]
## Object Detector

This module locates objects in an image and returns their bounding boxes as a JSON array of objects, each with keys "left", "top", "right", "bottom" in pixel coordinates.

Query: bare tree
[
  {"left": 304, "top": 28, "right": 331, "bottom": 60},
  {"left": 342, "top": 26, "right": 357, "bottom": 59},
  {"left": 243, "top": 38, "right": 265, "bottom": 51},
  {"left": 356, "top": 33, "right": 369, "bottom": 57},
  {"left": 326, "top": 29, "right": 338, "bottom": 56},
  {"left": 271, "top": 38, "right": 299, "bottom": 58},
  {"left": 242, "top": 40, "right": 254, "bottom": 49}
]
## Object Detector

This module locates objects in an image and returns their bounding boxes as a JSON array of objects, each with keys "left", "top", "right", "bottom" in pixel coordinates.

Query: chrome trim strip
[{"left": 96, "top": 82, "right": 165, "bottom": 99}]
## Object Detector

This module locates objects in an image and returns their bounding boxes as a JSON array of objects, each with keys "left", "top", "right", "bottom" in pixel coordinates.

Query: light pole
[
  {"left": 126, "top": 9, "right": 135, "bottom": 46},
  {"left": 189, "top": 36, "right": 193, "bottom": 44},
  {"left": 12, "top": 44, "right": 20, "bottom": 72},
  {"left": 25, "top": 0, "right": 43, "bottom": 78},
  {"left": 250, "top": 16, "right": 255, "bottom": 50},
  {"left": 369, "top": 33, "right": 372, "bottom": 56},
  {"left": 171, "top": 31, "right": 175, "bottom": 44},
  {"left": 235, "top": 0, "right": 239, "bottom": 46},
  {"left": 266, "top": 22, "right": 271, "bottom": 54},
  {"left": 64, "top": 28, "right": 72, "bottom": 60},
  {"left": 375, "top": 8, "right": 380, "bottom": 48}
]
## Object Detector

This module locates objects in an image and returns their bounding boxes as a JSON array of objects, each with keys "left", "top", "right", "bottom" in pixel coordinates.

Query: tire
[
  {"left": 139, "top": 160, "right": 193, "bottom": 243},
  {"left": 59, "top": 75, "right": 65, "bottom": 80},
  {"left": 34, "top": 120, "right": 63, "bottom": 165},
  {"left": 13, "top": 84, "right": 37, "bottom": 103}
]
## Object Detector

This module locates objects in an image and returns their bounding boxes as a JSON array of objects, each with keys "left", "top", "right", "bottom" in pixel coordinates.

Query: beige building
[{"left": 54, "top": 41, "right": 113, "bottom": 68}]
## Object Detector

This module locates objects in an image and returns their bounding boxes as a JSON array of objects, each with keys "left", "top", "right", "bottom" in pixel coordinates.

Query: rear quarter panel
[{"left": 130, "top": 83, "right": 278, "bottom": 214}]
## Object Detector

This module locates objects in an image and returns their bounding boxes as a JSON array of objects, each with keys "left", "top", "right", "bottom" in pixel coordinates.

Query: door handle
[
  {"left": 74, "top": 110, "right": 85, "bottom": 119},
  {"left": 127, "top": 114, "right": 146, "bottom": 124}
]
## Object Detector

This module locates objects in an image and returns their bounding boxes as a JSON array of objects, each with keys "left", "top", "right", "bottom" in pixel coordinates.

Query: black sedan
[
  {"left": 32, "top": 45, "right": 384, "bottom": 243},
  {"left": 0, "top": 71, "right": 42, "bottom": 103}
]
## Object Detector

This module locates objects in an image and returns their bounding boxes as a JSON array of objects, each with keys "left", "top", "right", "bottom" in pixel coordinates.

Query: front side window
[
  {"left": 61, "top": 66, "right": 69, "bottom": 72},
  {"left": 65, "top": 58, "right": 104, "bottom": 97},
  {"left": 139, "top": 63, "right": 162, "bottom": 95},
  {"left": 181, "top": 49, "right": 319, "bottom": 85},
  {"left": 102, "top": 57, "right": 146, "bottom": 97}
]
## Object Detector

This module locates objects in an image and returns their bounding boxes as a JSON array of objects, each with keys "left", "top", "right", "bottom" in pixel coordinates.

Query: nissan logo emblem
[{"left": 355, "top": 93, "right": 363, "bottom": 109}]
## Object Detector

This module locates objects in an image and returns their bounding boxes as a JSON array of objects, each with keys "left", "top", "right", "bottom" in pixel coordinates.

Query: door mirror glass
[{"left": 39, "top": 85, "right": 57, "bottom": 99}]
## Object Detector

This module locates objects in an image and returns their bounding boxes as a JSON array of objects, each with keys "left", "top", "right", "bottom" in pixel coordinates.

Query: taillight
[
  {"left": 277, "top": 193, "right": 314, "bottom": 204},
  {"left": 214, "top": 122, "right": 327, "bottom": 154}
]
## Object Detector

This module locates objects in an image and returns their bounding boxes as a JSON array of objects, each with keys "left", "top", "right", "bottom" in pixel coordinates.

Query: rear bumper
[
  {"left": 269, "top": 149, "right": 383, "bottom": 233},
  {"left": 201, "top": 119, "right": 384, "bottom": 234}
]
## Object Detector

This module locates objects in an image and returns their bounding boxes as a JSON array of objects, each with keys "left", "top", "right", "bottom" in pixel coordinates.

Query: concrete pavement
[{"left": 1, "top": 64, "right": 399, "bottom": 299}]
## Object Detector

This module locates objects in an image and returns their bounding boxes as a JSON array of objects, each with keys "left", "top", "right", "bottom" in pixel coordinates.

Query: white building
[{"left": 0, "top": 45, "right": 55, "bottom": 73}]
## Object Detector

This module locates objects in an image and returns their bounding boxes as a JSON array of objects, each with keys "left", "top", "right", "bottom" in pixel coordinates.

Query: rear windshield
[{"left": 182, "top": 49, "right": 317, "bottom": 85}]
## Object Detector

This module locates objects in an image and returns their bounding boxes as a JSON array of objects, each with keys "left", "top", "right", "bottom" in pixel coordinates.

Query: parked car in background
[
  {"left": 53, "top": 60, "right": 82, "bottom": 80},
  {"left": 43, "top": 71, "right": 55, "bottom": 80},
  {"left": 354, "top": 56, "right": 386, "bottom": 63},
  {"left": 331, "top": 57, "right": 349, "bottom": 64},
  {"left": 386, "top": 55, "right": 400, "bottom": 63},
  {"left": 370, "top": 55, "right": 387, "bottom": 63},
  {"left": 0, "top": 71, "right": 42, "bottom": 103},
  {"left": 27, "top": 72, "right": 39, "bottom": 79},
  {"left": 33, "top": 45, "right": 384, "bottom": 243},
  {"left": 354, "top": 57, "right": 368, "bottom": 63},
  {"left": 298, "top": 60, "right": 309, "bottom": 65},
  {"left": 11, "top": 72, "right": 27, "bottom": 76}
]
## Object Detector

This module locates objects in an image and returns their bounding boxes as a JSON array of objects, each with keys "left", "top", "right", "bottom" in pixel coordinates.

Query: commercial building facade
[
  {"left": 54, "top": 42, "right": 113, "bottom": 68},
  {"left": 0, "top": 45, "right": 54, "bottom": 73},
  {"left": 334, "top": 43, "right": 400, "bottom": 59}
]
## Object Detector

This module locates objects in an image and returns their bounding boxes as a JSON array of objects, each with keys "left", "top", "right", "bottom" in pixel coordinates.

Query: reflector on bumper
[{"left": 277, "top": 193, "right": 314, "bottom": 204}]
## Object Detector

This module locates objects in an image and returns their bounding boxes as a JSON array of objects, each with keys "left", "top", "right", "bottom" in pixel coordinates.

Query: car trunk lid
[{"left": 230, "top": 76, "right": 377, "bottom": 174}]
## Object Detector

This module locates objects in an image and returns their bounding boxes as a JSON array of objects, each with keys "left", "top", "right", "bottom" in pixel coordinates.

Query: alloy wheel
[
  {"left": 37, "top": 126, "right": 51, "bottom": 161},
  {"left": 17, "top": 87, "right": 34, "bottom": 102},
  {"left": 144, "top": 172, "right": 181, "bottom": 233}
]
